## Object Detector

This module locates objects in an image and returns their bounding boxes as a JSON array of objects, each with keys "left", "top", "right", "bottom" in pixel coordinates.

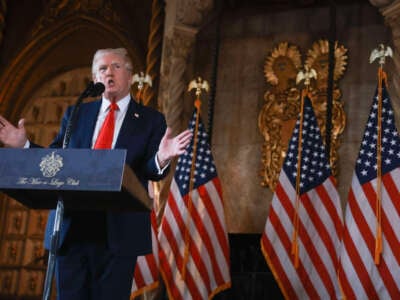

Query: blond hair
[{"left": 92, "top": 48, "right": 133, "bottom": 76}]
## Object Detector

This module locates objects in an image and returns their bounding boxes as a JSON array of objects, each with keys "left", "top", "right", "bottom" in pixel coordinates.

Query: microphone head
[{"left": 89, "top": 82, "right": 105, "bottom": 97}]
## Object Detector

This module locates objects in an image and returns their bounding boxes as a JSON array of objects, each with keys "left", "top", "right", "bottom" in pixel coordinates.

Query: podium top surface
[
  {"left": 0, "top": 148, "right": 151, "bottom": 211},
  {"left": 0, "top": 148, "right": 126, "bottom": 191}
]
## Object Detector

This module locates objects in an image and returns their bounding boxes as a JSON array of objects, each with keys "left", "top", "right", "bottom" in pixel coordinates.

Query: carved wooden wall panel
[{"left": 259, "top": 40, "right": 347, "bottom": 191}]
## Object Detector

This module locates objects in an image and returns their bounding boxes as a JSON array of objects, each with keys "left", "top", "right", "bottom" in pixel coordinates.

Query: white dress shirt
[
  {"left": 25, "top": 94, "right": 168, "bottom": 173},
  {"left": 91, "top": 94, "right": 130, "bottom": 149},
  {"left": 92, "top": 94, "right": 168, "bottom": 174}
]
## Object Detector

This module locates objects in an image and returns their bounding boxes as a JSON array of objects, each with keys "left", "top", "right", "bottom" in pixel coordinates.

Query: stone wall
[{"left": 193, "top": 1, "right": 391, "bottom": 233}]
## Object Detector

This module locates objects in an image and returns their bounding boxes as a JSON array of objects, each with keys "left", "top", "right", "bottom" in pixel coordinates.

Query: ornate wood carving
[
  {"left": 258, "top": 40, "right": 347, "bottom": 190},
  {"left": 369, "top": 0, "right": 395, "bottom": 8},
  {"left": 157, "top": 0, "right": 214, "bottom": 236},
  {"left": 160, "top": 30, "right": 195, "bottom": 132},
  {"left": 32, "top": 0, "right": 121, "bottom": 37},
  {"left": 142, "top": 0, "right": 165, "bottom": 108},
  {"left": 176, "top": 0, "right": 214, "bottom": 27}
]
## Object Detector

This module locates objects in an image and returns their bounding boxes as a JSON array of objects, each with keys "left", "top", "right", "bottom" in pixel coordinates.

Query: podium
[
  {"left": 0, "top": 148, "right": 152, "bottom": 299},
  {"left": 0, "top": 148, "right": 152, "bottom": 210}
]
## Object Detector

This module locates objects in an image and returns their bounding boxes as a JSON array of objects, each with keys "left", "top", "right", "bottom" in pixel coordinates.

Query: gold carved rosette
[{"left": 258, "top": 40, "right": 347, "bottom": 190}]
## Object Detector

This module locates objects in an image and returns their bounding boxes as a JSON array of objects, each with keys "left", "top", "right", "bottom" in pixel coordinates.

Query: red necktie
[{"left": 93, "top": 102, "right": 119, "bottom": 149}]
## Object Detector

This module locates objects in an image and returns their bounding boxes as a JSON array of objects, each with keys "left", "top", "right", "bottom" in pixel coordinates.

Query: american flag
[
  {"left": 338, "top": 83, "right": 400, "bottom": 299},
  {"left": 261, "top": 95, "right": 343, "bottom": 299},
  {"left": 131, "top": 209, "right": 160, "bottom": 299},
  {"left": 158, "top": 110, "right": 231, "bottom": 299}
]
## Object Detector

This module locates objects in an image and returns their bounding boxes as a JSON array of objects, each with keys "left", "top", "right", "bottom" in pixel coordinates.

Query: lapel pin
[{"left": 134, "top": 113, "right": 139, "bottom": 118}]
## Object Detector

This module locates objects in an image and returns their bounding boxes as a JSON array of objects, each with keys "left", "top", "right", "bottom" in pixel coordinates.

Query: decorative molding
[
  {"left": 264, "top": 42, "right": 302, "bottom": 90},
  {"left": 159, "top": 28, "right": 195, "bottom": 110},
  {"left": 31, "top": 0, "right": 121, "bottom": 37},
  {"left": 157, "top": 0, "right": 214, "bottom": 239},
  {"left": 369, "top": 0, "right": 396, "bottom": 8},
  {"left": 176, "top": 0, "right": 214, "bottom": 27},
  {"left": 161, "top": 30, "right": 195, "bottom": 131},
  {"left": 157, "top": 18, "right": 201, "bottom": 225},
  {"left": 0, "top": 14, "right": 141, "bottom": 120}
]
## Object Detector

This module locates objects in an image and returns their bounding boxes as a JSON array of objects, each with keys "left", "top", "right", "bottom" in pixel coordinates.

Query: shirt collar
[{"left": 100, "top": 94, "right": 131, "bottom": 114}]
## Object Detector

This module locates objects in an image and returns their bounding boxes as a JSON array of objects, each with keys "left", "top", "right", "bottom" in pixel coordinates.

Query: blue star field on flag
[
  {"left": 283, "top": 96, "right": 331, "bottom": 195},
  {"left": 355, "top": 84, "right": 400, "bottom": 185},
  {"left": 174, "top": 110, "right": 218, "bottom": 196}
]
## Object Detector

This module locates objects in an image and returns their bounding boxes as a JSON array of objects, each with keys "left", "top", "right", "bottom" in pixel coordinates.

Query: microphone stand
[{"left": 42, "top": 81, "right": 104, "bottom": 300}]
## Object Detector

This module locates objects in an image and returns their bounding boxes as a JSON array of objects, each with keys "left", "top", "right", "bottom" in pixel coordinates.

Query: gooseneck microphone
[
  {"left": 82, "top": 81, "right": 105, "bottom": 98},
  {"left": 91, "top": 82, "right": 105, "bottom": 96},
  {"left": 62, "top": 81, "right": 105, "bottom": 148},
  {"left": 43, "top": 81, "right": 106, "bottom": 300}
]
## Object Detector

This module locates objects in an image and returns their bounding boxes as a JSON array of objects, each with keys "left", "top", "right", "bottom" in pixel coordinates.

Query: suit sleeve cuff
[{"left": 155, "top": 153, "right": 170, "bottom": 175}]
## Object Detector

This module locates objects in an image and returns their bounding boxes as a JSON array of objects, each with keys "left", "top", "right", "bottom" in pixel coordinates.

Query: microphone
[
  {"left": 81, "top": 81, "right": 105, "bottom": 98},
  {"left": 62, "top": 82, "right": 104, "bottom": 148},
  {"left": 89, "top": 82, "right": 105, "bottom": 97}
]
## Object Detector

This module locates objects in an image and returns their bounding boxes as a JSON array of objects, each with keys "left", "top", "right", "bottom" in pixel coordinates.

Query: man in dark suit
[{"left": 0, "top": 48, "right": 192, "bottom": 299}]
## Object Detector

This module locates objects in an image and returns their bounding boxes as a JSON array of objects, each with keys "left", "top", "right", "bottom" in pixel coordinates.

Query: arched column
[
  {"left": 159, "top": 0, "right": 214, "bottom": 134},
  {"left": 156, "top": 0, "right": 214, "bottom": 217}
]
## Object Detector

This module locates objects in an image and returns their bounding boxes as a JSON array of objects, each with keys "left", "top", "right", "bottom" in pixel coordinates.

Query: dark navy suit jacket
[{"left": 41, "top": 98, "right": 168, "bottom": 257}]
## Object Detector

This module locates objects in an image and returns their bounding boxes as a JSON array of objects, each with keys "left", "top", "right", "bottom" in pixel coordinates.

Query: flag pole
[
  {"left": 369, "top": 44, "right": 392, "bottom": 265},
  {"left": 292, "top": 67, "right": 317, "bottom": 268},
  {"left": 326, "top": 0, "right": 336, "bottom": 164},
  {"left": 181, "top": 77, "right": 210, "bottom": 279},
  {"left": 292, "top": 89, "right": 305, "bottom": 268}
]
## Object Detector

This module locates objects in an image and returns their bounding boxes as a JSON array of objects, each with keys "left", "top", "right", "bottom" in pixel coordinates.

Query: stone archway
[{"left": 0, "top": 14, "right": 144, "bottom": 121}]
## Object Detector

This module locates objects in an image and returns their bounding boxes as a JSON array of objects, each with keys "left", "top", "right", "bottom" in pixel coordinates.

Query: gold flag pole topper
[
  {"left": 181, "top": 77, "right": 209, "bottom": 279},
  {"left": 369, "top": 44, "right": 393, "bottom": 265},
  {"left": 132, "top": 71, "right": 152, "bottom": 103},
  {"left": 291, "top": 67, "right": 317, "bottom": 268}
]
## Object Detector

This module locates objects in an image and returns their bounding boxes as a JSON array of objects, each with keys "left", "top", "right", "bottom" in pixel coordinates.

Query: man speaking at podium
[{"left": 0, "top": 48, "right": 192, "bottom": 299}]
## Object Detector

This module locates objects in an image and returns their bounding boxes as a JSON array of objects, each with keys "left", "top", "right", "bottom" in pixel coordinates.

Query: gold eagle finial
[
  {"left": 132, "top": 72, "right": 152, "bottom": 90},
  {"left": 296, "top": 66, "right": 317, "bottom": 87},
  {"left": 369, "top": 44, "right": 393, "bottom": 66},
  {"left": 188, "top": 77, "right": 209, "bottom": 98}
]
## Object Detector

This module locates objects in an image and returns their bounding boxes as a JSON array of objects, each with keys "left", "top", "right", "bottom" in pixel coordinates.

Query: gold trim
[
  {"left": 130, "top": 282, "right": 159, "bottom": 300},
  {"left": 159, "top": 265, "right": 231, "bottom": 300},
  {"left": 260, "top": 239, "right": 291, "bottom": 300},
  {"left": 264, "top": 42, "right": 302, "bottom": 89},
  {"left": 259, "top": 40, "right": 347, "bottom": 190},
  {"left": 305, "top": 39, "right": 348, "bottom": 83}
]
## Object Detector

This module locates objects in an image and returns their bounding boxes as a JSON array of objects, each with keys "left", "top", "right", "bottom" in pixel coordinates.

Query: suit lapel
[
  {"left": 77, "top": 100, "right": 101, "bottom": 148},
  {"left": 115, "top": 98, "right": 142, "bottom": 148}
]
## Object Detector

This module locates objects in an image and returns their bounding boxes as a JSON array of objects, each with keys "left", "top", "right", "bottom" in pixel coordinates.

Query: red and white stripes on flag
[
  {"left": 158, "top": 110, "right": 231, "bottom": 300},
  {"left": 261, "top": 95, "right": 343, "bottom": 300},
  {"left": 338, "top": 82, "right": 400, "bottom": 299},
  {"left": 131, "top": 210, "right": 160, "bottom": 299}
]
